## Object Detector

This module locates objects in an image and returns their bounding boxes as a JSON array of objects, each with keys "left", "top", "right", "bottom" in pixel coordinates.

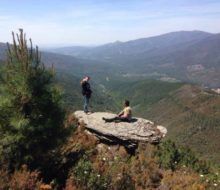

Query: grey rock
[{"left": 74, "top": 111, "right": 167, "bottom": 148}]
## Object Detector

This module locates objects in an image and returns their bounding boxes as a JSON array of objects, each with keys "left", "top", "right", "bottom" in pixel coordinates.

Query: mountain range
[
  {"left": 49, "top": 31, "right": 220, "bottom": 87},
  {"left": 1, "top": 31, "right": 220, "bottom": 87},
  {"left": 50, "top": 31, "right": 212, "bottom": 58}
]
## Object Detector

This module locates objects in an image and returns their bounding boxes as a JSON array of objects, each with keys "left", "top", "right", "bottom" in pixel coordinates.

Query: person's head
[
  {"left": 124, "top": 100, "right": 130, "bottom": 107},
  {"left": 84, "top": 76, "right": 90, "bottom": 81},
  {"left": 81, "top": 76, "right": 90, "bottom": 84}
]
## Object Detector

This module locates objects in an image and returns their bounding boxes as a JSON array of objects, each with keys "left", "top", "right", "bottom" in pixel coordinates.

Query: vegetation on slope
[
  {"left": 51, "top": 73, "right": 220, "bottom": 164},
  {"left": 104, "top": 78, "right": 220, "bottom": 163},
  {"left": 1, "top": 119, "right": 220, "bottom": 189},
  {"left": 144, "top": 85, "right": 220, "bottom": 163},
  {"left": 103, "top": 78, "right": 183, "bottom": 115}
]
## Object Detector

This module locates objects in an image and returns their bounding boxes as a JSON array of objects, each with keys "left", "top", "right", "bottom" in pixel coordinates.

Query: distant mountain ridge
[
  {"left": 0, "top": 42, "right": 114, "bottom": 79},
  {"left": 48, "top": 30, "right": 220, "bottom": 87},
  {"left": 50, "top": 31, "right": 212, "bottom": 58},
  {"left": 1, "top": 30, "right": 220, "bottom": 87}
]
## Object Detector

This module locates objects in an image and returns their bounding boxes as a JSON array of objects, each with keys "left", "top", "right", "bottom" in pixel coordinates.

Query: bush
[
  {"left": 114, "top": 171, "right": 135, "bottom": 190},
  {"left": 156, "top": 140, "right": 210, "bottom": 173},
  {"left": 161, "top": 169, "right": 206, "bottom": 190},
  {"left": 9, "top": 165, "right": 42, "bottom": 190},
  {"left": 0, "top": 167, "right": 10, "bottom": 190},
  {"left": 156, "top": 140, "right": 180, "bottom": 170},
  {"left": 0, "top": 165, "right": 42, "bottom": 190},
  {"left": 71, "top": 155, "right": 110, "bottom": 190}
]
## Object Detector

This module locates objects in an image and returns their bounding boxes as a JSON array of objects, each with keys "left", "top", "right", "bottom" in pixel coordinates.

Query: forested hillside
[{"left": 104, "top": 78, "right": 220, "bottom": 163}]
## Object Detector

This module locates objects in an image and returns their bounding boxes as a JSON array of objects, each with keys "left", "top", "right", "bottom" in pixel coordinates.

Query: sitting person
[{"left": 102, "top": 100, "right": 132, "bottom": 122}]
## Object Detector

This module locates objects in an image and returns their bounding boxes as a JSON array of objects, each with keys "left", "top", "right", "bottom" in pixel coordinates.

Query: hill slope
[
  {"left": 105, "top": 79, "right": 220, "bottom": 163},
  {"left": 145, "top": 85, "right": 220, "bottom": 163}
]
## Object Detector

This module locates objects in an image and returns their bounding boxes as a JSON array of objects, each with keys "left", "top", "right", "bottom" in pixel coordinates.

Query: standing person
[
  {"left": 81, "top": 76, "right": 92, "bottom": 113},
  {"left": 102, "top": 100, "right": 132, "bottom": 122}
]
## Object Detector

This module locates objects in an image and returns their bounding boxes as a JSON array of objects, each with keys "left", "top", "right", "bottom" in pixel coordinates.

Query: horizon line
[{"left": 1, "top": 29, "right": 219, "bottom": 49}]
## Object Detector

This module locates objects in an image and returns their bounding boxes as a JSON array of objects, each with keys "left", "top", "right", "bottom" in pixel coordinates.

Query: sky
[{"left": 0, "top": 0, "right": 220, "bottom": 47}]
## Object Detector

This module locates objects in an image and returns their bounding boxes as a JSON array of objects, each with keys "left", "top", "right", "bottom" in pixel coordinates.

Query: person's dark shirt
[{"left": 81, "top": 81, "right": 92, "bottom": 98}]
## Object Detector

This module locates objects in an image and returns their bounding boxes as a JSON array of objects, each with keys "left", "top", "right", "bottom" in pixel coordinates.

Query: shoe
[{"left": 102, "top": 117, "right": 107, "bottom": 123}]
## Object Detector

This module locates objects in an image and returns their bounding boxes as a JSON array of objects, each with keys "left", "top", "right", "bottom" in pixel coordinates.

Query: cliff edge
[{"left": 74, "top": 111, "right": 167, "bottom": 148}]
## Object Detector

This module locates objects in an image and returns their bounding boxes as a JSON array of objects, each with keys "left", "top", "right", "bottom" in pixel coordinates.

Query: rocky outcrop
[{"left": 74, "top": 111, "right": 167, "bottom": 148}]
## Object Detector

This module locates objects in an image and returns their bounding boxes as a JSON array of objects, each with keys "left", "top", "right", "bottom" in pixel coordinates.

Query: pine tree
[{"left": 0, "top": 29, "right": 65, "bottom": 169}]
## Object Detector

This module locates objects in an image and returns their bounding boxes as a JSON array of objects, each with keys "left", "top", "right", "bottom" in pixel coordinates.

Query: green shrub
[
  {"left": 73, "top": 155, "right": 110, "bottom": 190},
  {"left": 156, "top": 140, "right": 210, "bottom": 174},
  {"left": 156, "top": 140, "right": 180, "bottom": 170}
]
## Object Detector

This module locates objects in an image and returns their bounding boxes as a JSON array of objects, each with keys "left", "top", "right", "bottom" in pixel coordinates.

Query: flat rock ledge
[{"left": 74, "top": 111, "right": 167, "bottom": 148}]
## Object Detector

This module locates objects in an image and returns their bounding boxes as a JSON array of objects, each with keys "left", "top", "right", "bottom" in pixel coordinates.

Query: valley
[{"left": 0, "top": 30, "right": 219, "bottom": 164}]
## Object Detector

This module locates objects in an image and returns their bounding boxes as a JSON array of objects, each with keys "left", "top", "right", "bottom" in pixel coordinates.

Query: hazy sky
[{"left": 0, "top": 0, "right": 220, "bottom": 47}]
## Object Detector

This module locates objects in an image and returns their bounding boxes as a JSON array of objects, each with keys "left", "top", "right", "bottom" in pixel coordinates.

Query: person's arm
[
  {"left": 123, "top": 112, "right": 129, "bottom": 118},
  {"left": 118, "top": 110, "right": 124, "bottom": 117},
  {"left": 82, "top": 82, "right": 87, "bottom": 95}
]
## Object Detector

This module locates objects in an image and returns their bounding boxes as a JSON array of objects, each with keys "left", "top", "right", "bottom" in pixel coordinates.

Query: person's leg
[
  {"left": 118, "top": 117, "right": 130, "bottom": 122},
  {"left": 102, "top": 116, "right": 118, "bottom": 122},
  {"left": 103, "top": 116, "right": 130, "bottom": 123},
  {"left": 86, "top": 96, "right": 90, "bottom": 111},
  {"left": 83, "top": 96, "right": 89, "bottom": 113}
]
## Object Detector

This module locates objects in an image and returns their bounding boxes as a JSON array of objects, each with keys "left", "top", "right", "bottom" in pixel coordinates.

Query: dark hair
[{"left": 124, "top": 100, "right": 130, "bottom": 106}]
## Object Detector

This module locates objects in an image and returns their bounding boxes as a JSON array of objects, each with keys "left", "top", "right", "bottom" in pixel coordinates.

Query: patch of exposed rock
[{"left": 74, "top": 111, "right": 167, "bottom": 148}]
